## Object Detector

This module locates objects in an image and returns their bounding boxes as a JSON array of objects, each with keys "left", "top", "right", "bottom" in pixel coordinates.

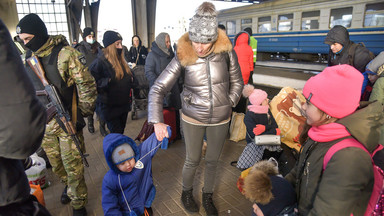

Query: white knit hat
[{"left": 188, "top": 2, "right": 218, "bottom": 43}]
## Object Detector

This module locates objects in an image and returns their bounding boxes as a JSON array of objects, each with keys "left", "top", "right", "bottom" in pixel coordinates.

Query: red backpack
[{"left": 323, "top": 138, "right": 384, "bottom": 216}]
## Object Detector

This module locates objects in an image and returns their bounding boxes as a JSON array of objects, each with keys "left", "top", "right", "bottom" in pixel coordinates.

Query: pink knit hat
[
  {"left": 303, "top": 64, "right": 363, "bottom": 118},
  {"left": 243, "top": 84, "right": 268, "bottom": 105}
]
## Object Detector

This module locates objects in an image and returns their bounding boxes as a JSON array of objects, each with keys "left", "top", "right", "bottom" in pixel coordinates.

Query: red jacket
[{"left": 234, "top": 32, "right": 254, "bottom": 84}]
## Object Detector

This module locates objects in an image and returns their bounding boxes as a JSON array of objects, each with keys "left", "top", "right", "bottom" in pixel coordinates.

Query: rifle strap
[{"left": 71, "top": 87, "right": 77, "bottom": 128}]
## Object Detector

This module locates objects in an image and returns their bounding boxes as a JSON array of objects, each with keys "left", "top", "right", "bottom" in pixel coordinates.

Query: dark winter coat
[
  {"left": 234, "top": 31, "right": 254, "bottom": 84},
  {"left": 148, "top": 29, "right": 244, "bottom": 124},
  {"left": 89, "top": 53, "right": 137, "bottom": 121},
  {"left": 128, "top": 35, "right": 148, "bottom": 66},
  {"left": 75, "top": 40, "right": 103, "bottom": 67},
  {"left": 102, "top": 130, "right": 169, "bottom": 215},
  {"left": 325, "top": 25, "right": 374, "bottom": 73},
  {"left": 285, "top": 101, "right": 383, "bottom": 216},
  {"left": 244, "top": 110, "right": 279, "bottom": 143},
  {"left": 145, "top": 41, "right": 181, "bottom": 109},
  {"left": 0, "top": 19, "right": 46, "bottom": 206}
]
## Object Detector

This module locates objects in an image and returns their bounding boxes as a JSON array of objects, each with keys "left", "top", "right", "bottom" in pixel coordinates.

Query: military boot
[
  {"left": 181, "top": 189, "right": 199, "bottom": 212},
  {"left": 87, "top": 116, "right": 94, "bottom": 133},
  {"left": 60, "top": 185, "right": 70, "bottom": 204},
  {"left": 99, "top": 120, "right": 108, "bottom": 137},
  {"left": 202, "top": 191, "right": 218, "bottom": 216}
]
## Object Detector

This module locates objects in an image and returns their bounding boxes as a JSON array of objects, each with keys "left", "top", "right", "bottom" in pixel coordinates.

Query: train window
[
  {"left": 258, "top": 16, "right": 271, "bottom": 32},
  {"left": 301, "top": 10, "right": 320, "bottom": 30},
  {"left": 278, "top": 14, "right": 293, "bottom": 31},
  {"left": 226, "top": 20, "right": 236, "bottom": 35},
  {"left": 330, "top": 7, "right": 353, "bottom": 28},
  {"left": 364, "top": 3, "right": 384, "bottom": 27},
  {"left": 241, "top": 18, "right": 252, "bottom": 31}
]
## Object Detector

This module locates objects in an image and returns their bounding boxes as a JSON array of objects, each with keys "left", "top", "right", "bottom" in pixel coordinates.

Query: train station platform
[
  {"left": 253, "top": 61, "right": 322, "bottom": 90},
  {"left": 42, "top": 111, "right": 253, "bottom": 216}
]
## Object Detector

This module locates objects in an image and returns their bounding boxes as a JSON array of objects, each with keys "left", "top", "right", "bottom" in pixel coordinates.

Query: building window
[
  {"left": 301, "top": 10, "right": 320, "bottom": 30},
  {"left": 16, "top": 0, "right": 69, "bottom": 40},
  {"left": 258, "top": 16, "right": 271, "bottom": 33},
  {"left": 330, "top": 7, "right": 353, "bottom": 28},
  {"left": 278, "top": 13, "right": 293, "bottom": 31},
  {"left": 226, "top": 20, "right": 236, "bottom": 35},
  {"left": 241, "top": 18, "right": 252, "bottom": 31},
  {"left": 364, "top": 3, "right": 384, "bottom": 27}
]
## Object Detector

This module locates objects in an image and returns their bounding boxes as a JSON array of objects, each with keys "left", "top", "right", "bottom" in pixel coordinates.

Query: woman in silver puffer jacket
[{"left": 147, "top": 2, "right": 243, "bottom": 215}]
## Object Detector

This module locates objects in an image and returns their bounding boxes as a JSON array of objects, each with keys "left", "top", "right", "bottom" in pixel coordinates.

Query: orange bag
[{"left": 30, "top": 184, "right": 45, "bottom": 206}]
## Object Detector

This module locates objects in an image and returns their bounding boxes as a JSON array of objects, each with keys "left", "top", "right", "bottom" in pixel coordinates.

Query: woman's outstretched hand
[{"left": 154, "top": 122, "right": 169, "bottom": 141}]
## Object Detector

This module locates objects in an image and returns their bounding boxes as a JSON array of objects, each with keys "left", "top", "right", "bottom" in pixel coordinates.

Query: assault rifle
[{"left": 27, "top": 56, "right": 89, "bottom": 167}]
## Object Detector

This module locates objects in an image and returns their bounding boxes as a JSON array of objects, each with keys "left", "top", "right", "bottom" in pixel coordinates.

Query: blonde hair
[{"left": 104, "top": 45, "right": 131, "bottom": 80}]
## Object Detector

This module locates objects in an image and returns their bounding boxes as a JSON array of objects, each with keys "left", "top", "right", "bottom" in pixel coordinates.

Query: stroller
[{"left": 131, "top": 65, "right": 149, "bottom": 120}]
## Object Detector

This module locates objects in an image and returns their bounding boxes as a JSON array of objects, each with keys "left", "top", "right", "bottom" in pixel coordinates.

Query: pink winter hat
[
  {"left": 243, "top": 84, "right": 268, "bottom": 105},
  {"left": 303, "top": 64, "right": 363, "bottom": 118}
]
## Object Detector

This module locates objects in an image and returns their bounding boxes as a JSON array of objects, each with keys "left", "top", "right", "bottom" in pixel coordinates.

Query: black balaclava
[{"left": 16, "top": 13, "right": 49, "bottom": 52}]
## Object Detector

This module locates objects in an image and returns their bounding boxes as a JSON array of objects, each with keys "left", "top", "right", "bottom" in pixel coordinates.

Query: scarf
[{"left": 247, "top": 104, "right": 269, "bottom": 114}]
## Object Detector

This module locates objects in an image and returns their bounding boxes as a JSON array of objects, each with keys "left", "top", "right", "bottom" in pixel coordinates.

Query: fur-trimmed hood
[{"left": 176, "top": 28, "right": 232, "bottom": 66}]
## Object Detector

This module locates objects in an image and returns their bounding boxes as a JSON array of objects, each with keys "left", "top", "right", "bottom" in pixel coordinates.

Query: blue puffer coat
[{"left": 102, "top": 129, "right": 170, "bottom": 215}]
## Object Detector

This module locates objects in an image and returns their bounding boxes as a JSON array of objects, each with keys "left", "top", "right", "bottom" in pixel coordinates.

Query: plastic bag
[
  {"left": 25, "top": 153, "right": 49, "bottom": 189},
  {"left": 30, "top": 184, "right": 45, "bottom": 206},
  {"left": 229, "top": 112, "right": 246, "bottom": 142}
]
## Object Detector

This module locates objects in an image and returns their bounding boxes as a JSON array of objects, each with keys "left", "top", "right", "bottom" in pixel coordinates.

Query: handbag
[
  {"left": 135, "top": 120, "right": 154, "bottom": 143},
  {"left": 254, "top": 134, "right": 281, "bottom": 145},
  {"left": 247, "top": 131, "right": 281, "bottom": 146}
]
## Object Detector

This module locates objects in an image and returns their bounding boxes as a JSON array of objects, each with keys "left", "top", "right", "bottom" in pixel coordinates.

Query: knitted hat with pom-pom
[
  {"left": 243, "top": 84, "right": 268, "bottom": 105},
  {"left": 189, "top": 2, "right": 218, "bottom": 43}
]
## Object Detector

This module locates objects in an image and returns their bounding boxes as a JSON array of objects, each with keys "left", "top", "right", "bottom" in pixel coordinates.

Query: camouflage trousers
[{"left": 41, "top": 119, "right": 87, "bottom": 209}]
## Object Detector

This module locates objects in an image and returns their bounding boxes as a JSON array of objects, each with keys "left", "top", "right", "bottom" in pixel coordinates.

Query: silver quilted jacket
[{"left": 148, "top": 30, "right": 243, "bottom": 124}]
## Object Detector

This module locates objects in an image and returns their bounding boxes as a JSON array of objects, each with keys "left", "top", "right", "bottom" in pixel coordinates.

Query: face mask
[
  {"left": 86, "top": 38, "right": 95, "bottom": 44},
  {"left": 25, "top": 36, "right": 48, "bottom": 52},
  {"left": 116, "top": 48, "right": 122, "bottom": 56}
]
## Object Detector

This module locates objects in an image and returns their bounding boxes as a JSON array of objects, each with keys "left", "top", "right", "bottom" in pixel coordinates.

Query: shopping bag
[
  {"left": 30, "top": 184, "right": 45, "bottom": 206},
  {"left": 229, "top": 112, "right": 246, "bottom": 142},
  {"left": 269, "top": 87, "right": 306, "bottom": 152},
  {"left": 25, "top": 153, "right": 49, "bottom": 189}
]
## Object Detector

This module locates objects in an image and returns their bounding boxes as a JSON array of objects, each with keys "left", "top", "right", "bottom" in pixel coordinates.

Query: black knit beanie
[
  {"left": 83, "top": 27, "right": 94, "bottom": 39},
  {"left": 16, "top": 13, "right": 48, "bottom": 39},
  {"left": 103, "top": 31, "right": 122, "bottom": 48},
  {"left": 258, "top": 175, "right": 297, "bottom": 216}
]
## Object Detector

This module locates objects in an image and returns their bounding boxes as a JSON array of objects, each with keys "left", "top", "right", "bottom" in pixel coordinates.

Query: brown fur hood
[
  {"left": 176, "top": 29, "right": 232, "bottom": 66},
  {"left": 244, "top": 160, "right": 279, "bottom": 204}
]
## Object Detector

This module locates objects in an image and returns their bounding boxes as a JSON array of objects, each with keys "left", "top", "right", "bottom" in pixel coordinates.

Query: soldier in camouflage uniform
[{"left": 17, "top": 13, "right": 96, "bottom": 216}]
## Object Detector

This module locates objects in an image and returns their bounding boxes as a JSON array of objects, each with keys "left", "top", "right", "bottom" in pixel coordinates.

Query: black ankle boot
[
  {"left": 181, "top": 189, "right": 199, "bottom": 212},
  {"left": 60, "top": 186, "right": 71, "bottom": 204},
  {"left": 202, "top": 192, "right": 218, "bottom": 216},
  {"left": 87, "top": 116, "right": 94, "bottom": 133},
  {"left": 99, "top": 120, "right": 108, "bottom": 137},
  {"left": 73, "top": 207, "right": 87, "bottom": 216}
]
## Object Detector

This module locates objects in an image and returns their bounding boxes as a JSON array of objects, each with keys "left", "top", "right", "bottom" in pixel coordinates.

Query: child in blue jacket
[{"left": 102, "top": 128, "right": 170, "bottom": 216}]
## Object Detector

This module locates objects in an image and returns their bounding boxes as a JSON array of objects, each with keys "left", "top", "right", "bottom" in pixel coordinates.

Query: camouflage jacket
[{"left": 32, "top": 35, "right": 97, "bottom": 117}]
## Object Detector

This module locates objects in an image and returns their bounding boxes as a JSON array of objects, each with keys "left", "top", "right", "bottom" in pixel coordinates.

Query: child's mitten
[
  {"left": 276, "top": 128, "right": 281, "bottom": 136},
  {"left": 253, "top": 124, "right": 266, "bottom": 136}
]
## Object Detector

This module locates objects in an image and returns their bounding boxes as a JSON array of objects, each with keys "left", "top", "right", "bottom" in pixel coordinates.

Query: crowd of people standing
[{"left": 1, "top": 0, "right": 384, "bottom": 215}]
